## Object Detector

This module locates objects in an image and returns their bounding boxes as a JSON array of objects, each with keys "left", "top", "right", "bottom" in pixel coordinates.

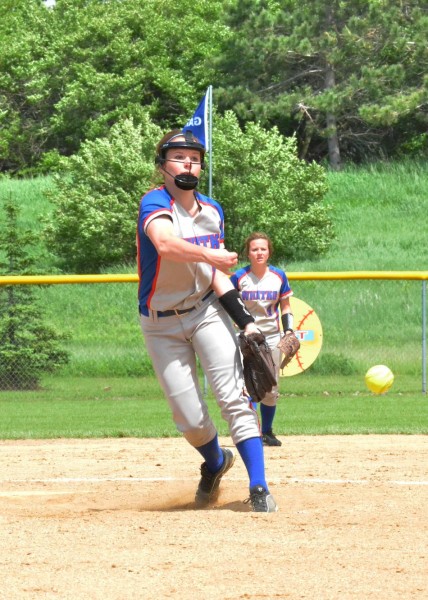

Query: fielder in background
[
  {"left": 136, "top": 129, "right": 278, "bottom": 512},
  {"left": 231, "top": 232, "right": 294, "bottom": 447}
]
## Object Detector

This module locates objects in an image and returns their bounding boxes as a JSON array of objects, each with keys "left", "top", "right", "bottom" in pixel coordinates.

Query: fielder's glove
[
  {"left": 277, "top": 331, "right": 300, "bottom": 369},
  {"left": 238, "top": 331, "right": 277, "bottom": 402}
]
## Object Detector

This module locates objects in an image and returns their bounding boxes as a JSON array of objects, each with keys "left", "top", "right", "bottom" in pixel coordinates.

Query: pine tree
[
  {"left": 216, "top": 0, "right": 428, "bottom": 167},
  {"left": 0, "top": 196, "right": 69, "bottom": 390}
]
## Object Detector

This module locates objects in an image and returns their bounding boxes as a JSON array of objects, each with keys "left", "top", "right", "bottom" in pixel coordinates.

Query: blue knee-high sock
[
  {"left": 195, "top": 434, "right": 223, "bottom": 472},
  {"left": 260, "top": 404, "right": 276, "bottom": 434},
  {"left": 236, "top": 436, "right": 268, "bottom": 490}
]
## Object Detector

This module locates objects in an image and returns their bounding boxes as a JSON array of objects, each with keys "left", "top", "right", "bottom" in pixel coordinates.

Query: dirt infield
[{"left": 1, "top": 436, "right": 427, "bottom": 600}]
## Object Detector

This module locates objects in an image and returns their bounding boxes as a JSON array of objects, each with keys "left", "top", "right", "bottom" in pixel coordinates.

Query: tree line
[{"left": 1, "top": 0, "right": 427, "bottom": 174}]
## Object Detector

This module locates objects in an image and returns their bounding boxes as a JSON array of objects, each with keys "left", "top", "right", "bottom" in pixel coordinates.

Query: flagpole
[
  {"left": 204, "top": 85, "right": 213, "bottom": 398},
  {"left": 208, "top": 85, "right": 213, "bottom": 198},
  {"left": 182, "top": 87, "right": 213, "bottom": 398}
]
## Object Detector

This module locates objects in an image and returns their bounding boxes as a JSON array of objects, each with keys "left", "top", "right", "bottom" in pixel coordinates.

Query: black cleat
[
  {"left": 195, "top": 447, "right": 235, "bottom": 508},
  {"left": 262, "top": 430, "right": 282, "bottom": 446},
  {"left": 246, "top": 485, "right": 278, "bottom": 513}
]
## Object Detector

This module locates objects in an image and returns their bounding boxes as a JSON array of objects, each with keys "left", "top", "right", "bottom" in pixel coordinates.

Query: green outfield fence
[{"left": 0, "top": 271, "right": 427, "bottom": 394}]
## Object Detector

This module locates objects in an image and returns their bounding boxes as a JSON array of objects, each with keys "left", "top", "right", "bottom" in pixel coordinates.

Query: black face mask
[{"left": 174, "top": 173, "right": 199, "bottom": 190}]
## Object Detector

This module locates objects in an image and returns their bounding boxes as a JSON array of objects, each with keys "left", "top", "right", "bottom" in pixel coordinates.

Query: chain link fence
[
  {"left": 0, "top": 277, "right": 151, "bottom": 390},
  {"left": 0, "top": 274, "right": 426, "bottom": 392}
]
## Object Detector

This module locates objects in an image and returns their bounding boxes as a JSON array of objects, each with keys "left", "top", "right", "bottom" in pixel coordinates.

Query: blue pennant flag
[{"left": 182, "top": 91, "right": 209, "bottom": 150}]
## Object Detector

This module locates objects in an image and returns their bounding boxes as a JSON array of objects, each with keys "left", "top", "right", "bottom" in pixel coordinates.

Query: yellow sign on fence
[{"left": 279, "top": 297, "right": 323, "bottom": 377}]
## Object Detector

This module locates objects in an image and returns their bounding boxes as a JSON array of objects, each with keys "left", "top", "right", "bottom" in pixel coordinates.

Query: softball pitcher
[
  {"left": 137, "top": 129, "right": 277, "bottom": 512},
  {"left": 231, "top": 232, "right": 294, "bottom": 446}
]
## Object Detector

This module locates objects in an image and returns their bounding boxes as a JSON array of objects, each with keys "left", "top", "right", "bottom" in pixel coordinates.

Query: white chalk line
[
  {"left": 1, "top": 477, "right": 427, "bottom": 486},
  {"left": 0, "top": 491, "right": 78, "bottom": 497}
]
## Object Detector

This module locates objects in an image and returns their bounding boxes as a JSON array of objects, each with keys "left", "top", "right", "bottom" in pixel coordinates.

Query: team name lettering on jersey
[
  {"left": 183, "top": 234, "right": 221, "bottom": 248},
  {"left": 241, "top": 290, "right": 279, "bottom": 301}
]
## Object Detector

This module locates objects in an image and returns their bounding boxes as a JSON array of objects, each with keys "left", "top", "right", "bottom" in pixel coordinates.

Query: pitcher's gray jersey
[{"left": 137, "top": 185, "right": 225, "bottom": 315}]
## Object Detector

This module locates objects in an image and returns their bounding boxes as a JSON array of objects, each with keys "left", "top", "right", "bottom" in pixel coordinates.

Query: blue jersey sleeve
[
  {"left": 139, "top": 187, "right": 172, "bottom": 234},
  {"left": 230, "top": 266, "right": 250, "bottom": 291},
  {"left": 273, "top": 266, "right": 292, "bottom": 297},
  {"left": 230, "top": 273, "right": 239, "bottom": 290}
]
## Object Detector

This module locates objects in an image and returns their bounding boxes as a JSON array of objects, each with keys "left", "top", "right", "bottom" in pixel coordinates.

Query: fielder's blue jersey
[
  {"left": 137, "top": 186, "right": 225, "bottom": 315},
  {"left": 230, "top": 265, "right": 293, "bottom": 336}
]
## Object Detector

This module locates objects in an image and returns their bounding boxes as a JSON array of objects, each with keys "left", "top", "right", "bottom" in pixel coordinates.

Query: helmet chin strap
[
  {"left": 162, "top": 166, "right": 200, "bottom": 190},
  {"left": 174, "top": 173, "right": 199, "bottom": 190}
]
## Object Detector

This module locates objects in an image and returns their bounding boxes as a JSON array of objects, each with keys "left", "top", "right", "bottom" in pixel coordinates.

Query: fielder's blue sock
[
  {"left": 236, "top": 436, "right": 268, "bottom": 490},
  {"left": 260, "top": 404, "right": 276, "bottom": 434},
  {"left": 195, "top": 434, "right": 223, "bottom": 473}
]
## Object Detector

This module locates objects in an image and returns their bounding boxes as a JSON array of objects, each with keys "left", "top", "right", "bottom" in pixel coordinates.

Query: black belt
[{"left": 150, "top": 290, "right": 214, "bottom": 318}]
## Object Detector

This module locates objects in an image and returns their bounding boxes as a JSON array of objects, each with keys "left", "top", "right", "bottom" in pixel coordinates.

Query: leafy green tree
[
  {"left": 211, "top": 111, "right": 332, "bottom": 260},
  {"left": 44, "top": 111, "right": 332, "bottom": 271},
  {"left": 215, "top": 0, "right": 428, "bottom": 167},
  {"left": 0, "top": 0, "right": 56, "bottom": 172},
  {"left": 0, "top": 0, "right": 228, "bottom": 173},
  {"left": 43, "top": 114, "right": 162, "bottom": 272},
  {"left": 0, "top": 196, "right": 69, "bottom": 390}
]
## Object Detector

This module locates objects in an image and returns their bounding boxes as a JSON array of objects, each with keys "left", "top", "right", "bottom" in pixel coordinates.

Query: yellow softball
[{"left": 365, "top": 365, "right": 394, "bottom": 395}]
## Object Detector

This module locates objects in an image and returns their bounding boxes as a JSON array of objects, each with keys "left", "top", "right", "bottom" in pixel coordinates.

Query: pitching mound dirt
[{"left": 1, "top": 436, "right": 426, "bottom": 599}]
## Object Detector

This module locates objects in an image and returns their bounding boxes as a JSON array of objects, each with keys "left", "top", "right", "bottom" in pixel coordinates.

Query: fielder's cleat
[
  {"left": 195, "top": 447, "right": 236, "bottom": 508},
  {"left": 262, "top": 430, "right": 282, "bottom": 446},
  {"left": 245, "top": 485, "right": 278, "bottom": 513}
]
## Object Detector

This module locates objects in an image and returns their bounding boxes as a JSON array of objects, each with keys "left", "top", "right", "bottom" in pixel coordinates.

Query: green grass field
[
  {"left": 0, "top": 374, "right": 426, "bottom": 439},
  {"left": 0, "top": 162, "right": 427, "bottom": 438}
]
